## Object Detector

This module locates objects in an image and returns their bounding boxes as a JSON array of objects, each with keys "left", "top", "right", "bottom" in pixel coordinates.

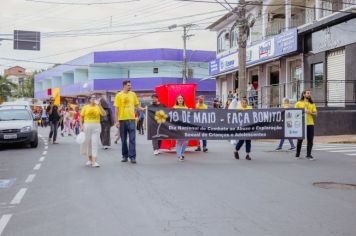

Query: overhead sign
[
  {"left": 209, "top": 28, "right": 298, "bottom": 75},
  {"left": 147, "top": 107, "right": 305, "bottom": 140},
  {"left": 14, "top": 30, "right": 40, "bottom": 51}
]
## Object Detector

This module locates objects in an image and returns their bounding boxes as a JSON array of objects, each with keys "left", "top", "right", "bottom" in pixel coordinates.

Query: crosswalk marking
[
  {"left": 329, "top": 150, "right": 356, "bottom": 153},
  {"left": 301, "top": 144, "right": 356, "bottom": 157},
  {"left": 346, "top": 153, "right": 356, "bottom": 156}
]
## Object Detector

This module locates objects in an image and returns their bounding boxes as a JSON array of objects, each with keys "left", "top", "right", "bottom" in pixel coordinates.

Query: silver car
[{"left": 0, "top": 105, "right": 38, "bottom": 148}]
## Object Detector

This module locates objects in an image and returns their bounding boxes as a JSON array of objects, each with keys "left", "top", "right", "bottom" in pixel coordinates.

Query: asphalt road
[{"left": 1, "top": 127, "right": 356, "bottom": 236}]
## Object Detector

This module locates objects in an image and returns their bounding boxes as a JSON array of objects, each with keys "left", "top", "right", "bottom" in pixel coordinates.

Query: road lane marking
[
  {"left": 10, "top": 188, "right": 27, "bottom": 205},
  {"left": 44, "top": 146, "right": 48, "bottom": 149},
  {"left": 39, "top": 156, "right": 45, "bottom": 162},
  {"left": 346, "top": 153, "right": 356, "bottom": 156},
  {"left": 329, "top": 150, "right": 356, "bottom": 153},
  {"left": 33, "top": 164, "right": 41, "bottom": 170},
  {"left": 0, "top": 214, "right": 12, "bottom": 235},
  {"left": 42, "top": 151, "right": 47, "bottom": 155},
  {"left": 25, "top": 174, "right": 36, "bottom": 183}
]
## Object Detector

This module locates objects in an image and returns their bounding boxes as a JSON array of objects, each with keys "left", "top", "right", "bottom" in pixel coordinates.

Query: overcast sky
[{"left": 0, "top": 0, "right": 229, "bottom": 74}]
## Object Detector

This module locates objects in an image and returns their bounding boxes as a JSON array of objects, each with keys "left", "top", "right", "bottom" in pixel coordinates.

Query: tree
[
  {"left": 0, "top": 75, "right": 18, "bottom": 102},
  {"left": 22, "top": 73, "right": 35, "bottom": 98}
]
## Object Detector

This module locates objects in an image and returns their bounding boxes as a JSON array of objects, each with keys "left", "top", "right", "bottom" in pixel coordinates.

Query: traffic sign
[{"left": 13, "top": 30, "right": 40, "bottom": 51}]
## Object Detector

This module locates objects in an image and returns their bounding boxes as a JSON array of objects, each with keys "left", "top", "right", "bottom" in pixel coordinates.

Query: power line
[
  {"left": 175, "top": 0, "right": 356, "bottom": 13},
  {"left": 25, "top": 0, "right": 140, "bottom": 5}
]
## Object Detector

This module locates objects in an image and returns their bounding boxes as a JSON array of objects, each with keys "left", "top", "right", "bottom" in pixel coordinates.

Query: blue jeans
[
  {"left": 176, "top": 139, "right": 188, "bottom": 157},
  {"left": 277, "top": 139, "right": 295, "bottom": 149},
  {"left": 235, "top": 140, "right": 251, "bottom": 153},
  {"left": 120, "top": 120, "right": 136, "bottom": 160},
  {"left": 202, "top": 140, "right": 207, "bottom": 147}
]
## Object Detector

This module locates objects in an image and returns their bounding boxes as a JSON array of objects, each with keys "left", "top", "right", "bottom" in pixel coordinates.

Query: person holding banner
[
  {"left": 174, "top": 95, "right": 188, "bottom": 162},
  {"left": 149, "top": 94, "right": 165, "bottom": 155},
  {"left": 295, "top": 90, "right": 317, "bottom": 160},
  {"left": 195, "top": 95, "right": 208, "bottom": 152},
  {"left": 234, "top": 98, "right": 252, "bottom": 161},
  {"left": 276, "top": 98, "right": 296, "bottom": 151}
]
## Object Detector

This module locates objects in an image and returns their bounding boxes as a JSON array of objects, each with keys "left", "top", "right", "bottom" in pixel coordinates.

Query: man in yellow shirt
[
  {"left": 234, "top": 98, "right": 253, "bottom": 161},
  {"left": 114, "top": 80, "right": 143, "bottom": 164},
  {"left": 295, "top": 90, "right": 317, "bottom": 160},
  {"left": 195, "top": 95, "right": 208, "bottom": 152}
]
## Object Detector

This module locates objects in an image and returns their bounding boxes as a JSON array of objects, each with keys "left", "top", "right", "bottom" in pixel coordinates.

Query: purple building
[{"left": 35, "top": 48, "right": 216, "bottom": 105}]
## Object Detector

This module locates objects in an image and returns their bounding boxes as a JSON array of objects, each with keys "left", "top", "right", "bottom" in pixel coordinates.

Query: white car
[{"left": 0, "top": 105, "right": 38, "bottom": 148}]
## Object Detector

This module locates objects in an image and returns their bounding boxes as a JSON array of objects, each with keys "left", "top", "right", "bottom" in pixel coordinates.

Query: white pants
[{"left": 80, "top": 123, "right": 101, "bottom": 157}]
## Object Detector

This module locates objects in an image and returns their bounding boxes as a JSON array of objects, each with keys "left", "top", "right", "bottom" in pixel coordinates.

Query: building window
[
  {"left": 312, "top": 63, "right": 324, "bottom": 88},
  {"left": 230, "top": 24, "right": 238, "bottom": 48},
  {"left": 153, "top": 68, "right": 159, "bottom": 74},
  {"left": 217, "top": 30, "right": 230, "bottom": 53}
]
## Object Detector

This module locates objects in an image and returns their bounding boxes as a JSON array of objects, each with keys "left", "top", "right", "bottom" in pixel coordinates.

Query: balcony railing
[{"left": 260, "top": 80, "right": 356, "bottom": 108}]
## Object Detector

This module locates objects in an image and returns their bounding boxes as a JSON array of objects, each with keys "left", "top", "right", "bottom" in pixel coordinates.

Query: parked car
[{"left": 0, "top": 105, "right": 38, "bottom": 148}]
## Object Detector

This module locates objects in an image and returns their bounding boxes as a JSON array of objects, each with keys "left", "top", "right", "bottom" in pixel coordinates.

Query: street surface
[{"left": 1, "top": 128, "right": 356, "bottom": 236}]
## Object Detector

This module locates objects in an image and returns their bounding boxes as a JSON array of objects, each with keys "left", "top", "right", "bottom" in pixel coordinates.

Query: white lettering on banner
[
  {"left": 219, "top": 53, "right": 238, "bottom": 72},
  {"left": 252, "top": 111, "right": 282, "bottom": 123},
  {"left": 193, "top": 112, "right": 216, "bottom": 123}
]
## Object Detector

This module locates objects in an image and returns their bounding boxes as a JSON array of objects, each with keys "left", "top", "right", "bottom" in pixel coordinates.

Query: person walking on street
[
  {"left": 195, "top": 95, "right": 208, "bottom": 152},
  {"left": 46, "top": 97, "right": 60, "bottom": 144},
  {"left": 149, "top": 93, "right": 165, "bottom": 155},
  {"left": 114, "top": 80, "right": 144, "bottom": 164},
  {"left": 98, "top": 94, "right": 114, "bottom": 150},
  {"left": 73, "top": 106, "right": 80, "bottom": 136},
  {"left": 234, "top": 98, "right": 253, "bottom": 160},
  {"left": 174, "top": 95, "right": 188, "bottom": 162},
  {"left": 80, "top": 95, "right": 107, "bottom": 168},
  {"left": 137, "top": 109, "right": 145, "bottom": 135},
  {"left": 295, "top": 90, "right": 317, "bottom": 160},
  {"left": 276, "top": 98, "right": 296, "bottom": 151}
]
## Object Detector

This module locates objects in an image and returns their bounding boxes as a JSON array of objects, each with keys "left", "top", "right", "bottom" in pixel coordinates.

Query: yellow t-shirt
[
  {"left": 196, "top": 103, "right": 207, "bottom": 109},
  {"left": 295, "top": 100, "right": 317, "bottom": 125},
  {"left": 80, "top": 105, "right": 101, "bottom": 123},
  {"left": 114, "top": 91, "right": 139, "bottom": 120},
  {"left": 238, "top": 105, "right": 252, "bottom": 110},
  {"left": 173, "top": 105, "right": 188, "bottom": 109}
]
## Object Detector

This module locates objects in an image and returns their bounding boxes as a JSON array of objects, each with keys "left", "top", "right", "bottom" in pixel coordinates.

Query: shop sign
[
  {"left": 209, "top": 28, "right": 297, "bottom": 76},
  {"left": 311, "top": 18, "right": 356, "bottom": 54}
]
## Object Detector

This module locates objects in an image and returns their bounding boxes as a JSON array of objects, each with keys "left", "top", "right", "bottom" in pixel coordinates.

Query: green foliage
[{"left": 0, "top": 75, "right": 18, "bottom": 102}]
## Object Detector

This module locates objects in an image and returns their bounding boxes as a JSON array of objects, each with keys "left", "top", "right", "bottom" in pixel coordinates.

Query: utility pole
[
  {"left": 234, "top": 0, "right": 255, "bottom": 99},
  {"left": 168, "top": 23, "right": 195, "bottom": 84}
]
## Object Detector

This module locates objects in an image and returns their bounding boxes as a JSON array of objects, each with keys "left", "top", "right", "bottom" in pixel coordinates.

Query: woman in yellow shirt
[
  {"left": 234, "top": 98, "right": 253, "bottom": 161},
  {"left": 294, "top": 90, "right": 317, "bottom": 160},
  {"left": 173, "top": 95, "right": 188, "bottom": 161},
  {"left": 80, "top": 95, "right": 107, "bottom": 167}
]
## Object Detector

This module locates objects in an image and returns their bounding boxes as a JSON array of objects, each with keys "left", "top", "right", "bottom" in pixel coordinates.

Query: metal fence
[{"left": 260, "top": 80, "right": 356, "bottom": 108}]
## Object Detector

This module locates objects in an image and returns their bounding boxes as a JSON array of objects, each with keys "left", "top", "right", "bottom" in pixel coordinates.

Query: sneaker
[
  {"left": 103, "top": 146, "right": 109, "bottom": 150},
  {"left": 114, "top": 140, "right": 118, "bottom": 144},
  {"left": 246, "top": 154, "right": 252, "bottom": 160},
  {"left": 130, "top": 159, "right": 137, "bottom": 164},
  {"left": 276, "top": 147, "right": 282, "bottom": 151},
  {"left": 289, "top": 147, "right": 296, "bottom": 150},
  {"left": 203, "top": 147, "right": 208, "bottom": 152},
  {"left": 179, "top": 156, "right": 184, "bottom": 162},
  {"left": 306, "top": 155, "right": 315, "bottom": 161},
  {"left": 121, "top": 158, "right": 128, "bottom": 162},
  {"left": 153, "top": 150, "right": 160, "bottom": 155},
  {"left": 86, "top": 161, "right": 92, "bottom": 166},
  {"left": 295, "top": 154, "right": 301, "bottom": 159},
  {"left": 53, "top": 141, "right": 58, "bottom": 144},
  {"left": 234, "top": 151, "right": 239, "bottom": 160},
  {"left": 92, "top": 162, "right": 100, "bottom": 167},
  {"left": 195, "top": 146, "right": 201, "bottom": 151}
]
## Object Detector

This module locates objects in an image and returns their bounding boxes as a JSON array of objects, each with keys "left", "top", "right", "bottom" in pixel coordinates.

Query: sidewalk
[
  {"left": 314, "top": 135, "right": 356, "bottom": 144},
  {"left": 260, "top": 135, "right": 356, "bottom": 144}
]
